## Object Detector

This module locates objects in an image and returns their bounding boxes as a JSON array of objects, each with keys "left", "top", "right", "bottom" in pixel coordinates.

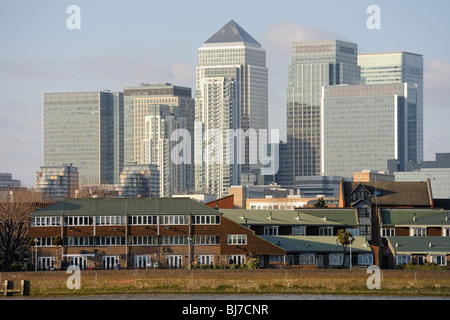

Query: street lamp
[
  {"left": 349, "top": 236, "right": 354, "bottom": 269},
  {"left": 35, "top": 238, "right": 39, "bottom": 271}
]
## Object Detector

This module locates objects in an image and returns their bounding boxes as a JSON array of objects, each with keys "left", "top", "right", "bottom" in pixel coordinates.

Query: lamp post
[
  {"left": 34, "top": 239, "right": 39, "bottom": 271},
  {"left": 349, "top": 236, "right": 354, "bottom": 269}
]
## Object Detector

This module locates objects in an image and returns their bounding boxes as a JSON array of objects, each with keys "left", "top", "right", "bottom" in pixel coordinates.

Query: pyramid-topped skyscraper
[{"left": 195, "top": 20, "right": 268, "bottom": 197}]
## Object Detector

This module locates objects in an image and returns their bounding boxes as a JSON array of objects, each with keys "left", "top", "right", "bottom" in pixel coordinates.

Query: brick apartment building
[{"left": 28, "top": 198, "right": 284, "bottom": 270}]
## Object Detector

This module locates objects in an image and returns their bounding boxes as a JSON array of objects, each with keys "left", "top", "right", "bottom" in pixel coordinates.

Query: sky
[{"left": 0, "top": 0, "right": 449, "bottom": 187}]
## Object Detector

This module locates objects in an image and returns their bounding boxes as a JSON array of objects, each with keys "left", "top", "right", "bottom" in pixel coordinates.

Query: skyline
[{"left": 1, "top": 0, "right": 449, "bottom": 187}]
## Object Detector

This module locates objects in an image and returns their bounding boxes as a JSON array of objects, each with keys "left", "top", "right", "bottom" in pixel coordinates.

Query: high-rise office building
[
  {"left": 43, "top": 91, "right": 123, "bottom": 185},
  {"left": 321, "top": 83, "right": 418, "bottom": 178},
  {"left": 195, "top": 20, "right": 268, "bottom": 197},
  {"left": 123, "top": 83, "right": 194, "bottom": 192},
  {"left": 358, "top": 52, "right": 423, "bottom": 163},
  {"left": 141, "top": 105, "right": 187, "bottom": 197},
  {"left": 285, "top": 40, "right": 360, "bottom": 184}
]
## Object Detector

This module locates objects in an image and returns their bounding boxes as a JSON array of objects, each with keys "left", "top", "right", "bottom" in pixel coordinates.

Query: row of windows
[
  {"left": 36, "top": 235, "right": 233, "bottom": 247},
  {"left": 31, "top": 214, "right": 221, "bottom": 227},
  {"left": 381, "top": 227, "right": 450, "bottom": 237}
]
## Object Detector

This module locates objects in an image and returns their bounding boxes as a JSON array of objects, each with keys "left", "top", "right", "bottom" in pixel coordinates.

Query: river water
[{"left": 9, "top": 293, "right": 449, "bottom": 300}]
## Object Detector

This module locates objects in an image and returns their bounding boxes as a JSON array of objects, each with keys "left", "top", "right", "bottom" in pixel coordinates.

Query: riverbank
[{"left": 1, "top": 269, "right": 449, "bottom": 297}]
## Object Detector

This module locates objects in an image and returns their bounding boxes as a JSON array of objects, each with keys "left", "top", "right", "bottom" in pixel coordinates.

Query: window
[
  {"left": 64, "top": 216, "right": 93, "bottom": 226},
  {"left": 431, "top": 255, "right": 447, "bottom": 266},
  {"left": 96, "top": 216, "right": 125, "bottom": 226},
  {"left": 329, "top": 253, "right": 344, "bottom": 266},
  {"left": 35, "top": 237, "right": 55, "bottom": 247},
  {"left": 160, "top": 215, "right": 189, "bottom": 225},
  {"left": 381, "top": 228, "right": 395, "bottom": 238},
  {"left": 64, "top": 237, "right": 94, "bottom": 246},
  {"left": 96, "top": 236, "right": 125, "bottom": 246},
  {"left": 396, "top": 255, "right": 412, "bottom": 265},
  {"left": 357, "top": 208, "right": 370, "bottom": 218},
  {"left": 319, "top": 226, "right": 333, "bottom": 236},
  {"left": 410, "top": 227, "right": 426, "bottom": 237},
  {"left": 128, "top": 236, "right": 158, "bottom": 246},
  {"left": 192, "top": 235, "right": 220, "bottom": 245},
  {"left": 228, "top": 255, "right": 245, "bottom": 265},
  {"left": 31, "top": 216, "right": 61, "bottom": 226},
  {"left": 358, "top": 254, "right": 373, "bottom": 265},
  {"left": 128, "top": 215, "right": 157, "bottom": 225},
  {"left": 264, "top": 226, "right": 279, "bottom": 236},
  {"left": 292, "top": 226, "right": 306, "bottom": 236},
  {"left": 198, "top": 255, "right": 214, "bottom": 265},
  {"left": 134, "top": 255, "right": 152, "bottom": 269},
  {"left": 299, "top": 254, "right": 315, "bottom": 265},
  {"left": 227, "top": 234, "right": 247, "bottom": 245},
  {"left": 192, "top": 215, "right": 220, "bottom": 225},
  {"left": 359, "top": 225, "right": 371, "bottom": 236},
  {"left": 443, "top": 228, "right": 450, "bottom": 237}
]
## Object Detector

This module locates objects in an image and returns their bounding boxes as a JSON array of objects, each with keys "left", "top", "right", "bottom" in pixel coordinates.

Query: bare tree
[{"left": 0, "top": 188, "right": 42, "bottom": 268}]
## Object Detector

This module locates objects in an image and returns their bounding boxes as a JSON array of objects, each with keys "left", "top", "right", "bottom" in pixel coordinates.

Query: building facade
[
  {"left": 35, "top": 164, "right": 79, "bottom": 201},
  {"left": 141, "top": 105, "right": 187, "bottom": 197},
  {"left": 43, "top": 91, "right": 123, "bottom": 185},
  {"left": 321, "top": 83, "right": 418, "bottom": 178},
  {"left": 0, "top": 172, "right": 21, "bottom": 188},
  {"left": 285, "top": 40, "right": 361, "bottom": 183},
  {"left": 28, "top": 198, "right": 285, "bottom": 270},
  {"left": 195, "top": 20, "right": 268, "bottom": 197},
  {"left": 358, "top": 52, "right": 423, "bottom": 163},
  {"left": 123, "top": 83, "right": 194, "bottom": 192},
  {"left": 116, "top": 163, "right": 160, "bottom": 198}
]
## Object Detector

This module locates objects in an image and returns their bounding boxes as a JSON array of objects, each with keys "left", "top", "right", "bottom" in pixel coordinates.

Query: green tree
[
  {"left": 313, "top": 197, "right": 326, "bottom": 208},
  {"left": 337, "top": 229, "right": 353, "bottom": 267}
]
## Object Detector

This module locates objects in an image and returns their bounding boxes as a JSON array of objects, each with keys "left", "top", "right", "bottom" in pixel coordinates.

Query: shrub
[{"left": 246, "top": 258, "right": 260, "bottom": 269}]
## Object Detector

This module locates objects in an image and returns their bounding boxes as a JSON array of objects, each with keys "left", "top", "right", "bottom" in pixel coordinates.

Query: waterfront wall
[{"left": 0, "top": 269, "right": 449, "bottom": 296}]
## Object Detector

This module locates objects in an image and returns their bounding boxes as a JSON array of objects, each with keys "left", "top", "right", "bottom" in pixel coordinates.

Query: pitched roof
[
  {"left": 30, "top": 198, "right": 221, "bottom": 216},
  {"left": 220, "top": 208, "right": 358, "bottom": 226},
  {"left": 387, "top": 236, "right": 450, "bottom": 254},
  {"left": 381, "top": 209, "right": 450, "bottom": 227},
  {"left": 342, "top": 181, "right": 432, "bottom": 207},
  {"left": 260, "top": 235, "right": 372, "bottom": 253},
  {"left": 205, "top": 20, "right": 260, "bottom": 46}
]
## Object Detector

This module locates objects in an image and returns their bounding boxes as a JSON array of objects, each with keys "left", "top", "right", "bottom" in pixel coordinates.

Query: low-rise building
[
  {"left": 380, "top": 208, "right": 450, "bottom": 268},
  {"left": 28, "top": 198, "right": 285, "bottom": 270}
]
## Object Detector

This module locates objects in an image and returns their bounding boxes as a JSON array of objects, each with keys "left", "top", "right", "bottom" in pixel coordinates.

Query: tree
[
  {"left": 337, "top": 229, "right": 353, "bottom": 267},
  {"left": 0, "top": 188, "right": 42, "bottom": 269},
  {"left": 313, "top": 197, "right": 326, "bottom": 208}
]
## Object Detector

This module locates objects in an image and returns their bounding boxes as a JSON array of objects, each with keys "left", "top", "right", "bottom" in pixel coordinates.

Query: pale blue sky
[{"left": 1, "top": 0, "right": 449, "bottom": 186}]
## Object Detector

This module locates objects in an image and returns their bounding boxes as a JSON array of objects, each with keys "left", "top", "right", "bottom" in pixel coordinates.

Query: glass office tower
[
  {"left": 43, "top": 91, "right": 123, "bottom": 185},
  {"left": 321, "top": 83, "right": 418, "bottom": 178},
  {"left": 123, "top": 83, "right": 194, "bottom": 192},
  {"left": 195, "top": 20, "right": 268, "bottom": 197},
  {"left": 285, "top": 40, "right": 360, "bottom": 184},
  {"left": 358, "top": 52, "right": 423, "bottom": 163}
]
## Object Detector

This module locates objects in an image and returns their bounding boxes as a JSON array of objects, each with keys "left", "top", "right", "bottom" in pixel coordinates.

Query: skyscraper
[
  {"left": 285, "top": 40, "right": 360, "bottom": 184},
  {"left": 43, "top": 91, "right": 123, "bottom": 185},
  {"left": 141, "top": 105, "right": 187, "bottom": 197},
  {"left": 321, "top": 83, "right": 417, "bottom": 178},
  {"left": 358, "top": 52, "right": 423, "bottom": 163},
  {"left": 195, "top": 20, "right": 268, "bottom": 197},
  {"left": 123, "top": 83, "right": 194, "bottom": 191}
]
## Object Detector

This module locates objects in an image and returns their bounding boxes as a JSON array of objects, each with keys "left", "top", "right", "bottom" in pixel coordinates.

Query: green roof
[
  {"left": 30, "top": 198, "right": 221, "bottom": 217},
  {"left": 387, "top": 236, "right": 450, "bottom": 255},
  {"left": 220, "top": 209, "right": 358, "bottom": 227},
  {"left": 381, "top": 209, "right": 450, "bottom": 227},
  {"left": 260, "top": 236, "right": 372, "bottom": 253}
]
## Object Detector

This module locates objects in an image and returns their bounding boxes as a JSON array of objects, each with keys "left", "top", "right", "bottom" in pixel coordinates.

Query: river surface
[{"left": 7, "top": 293, "right": 450, "bottom": 300}]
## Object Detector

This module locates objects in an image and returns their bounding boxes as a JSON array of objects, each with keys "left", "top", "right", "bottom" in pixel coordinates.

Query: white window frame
[
  {"left": 396, "top": 254, "right": 412, "bottom": 265},
  {"left": 166, "top": 255, "right": 182, "bottom": 269},
  {"left": 329, "top": 253, "right": 344, "bottom": 266},
  {"left": 264, "top": 226, "right": 279, "bottom": 236},
  {"left": 299, "top": 254, "right": 315, "bottom": 265},
  {"left": 228, "top": 255, "right": 245, "bottom": 265},
  {"left": 357, "top": 254, "right": 373, "bottom": 265},
  {"left": 102, "top": 255, "right": 119, "bottom": 270},
  {"left": 319, "top": 226, "right": 333, "bottom": 236},
  {"left": 410, "top": 227, "right": 427, "bottom": 237},
  {"left": 442, "top": 227, "right": 450, "bottom": 237},
  {"left": 134, "top": 255, "right": 152, "bottom": 269},
  {"left": 292, "top": 226, "right": 306, "bottom": 236},
  {"left": 430, "top": 255, "right": 447, "bottom": 266},
  {"left": 198, "top": 255, "right": 214, "bottom": 265},
  {"left": 381, "top": 228, "right": 395, "bottom": 238},
  {"left": 227, "top": 234, "right": 247, "bottom": 245}
]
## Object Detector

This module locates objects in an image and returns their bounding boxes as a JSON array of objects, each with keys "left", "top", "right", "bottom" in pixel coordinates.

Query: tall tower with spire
[{"left": 195, "top": 20, "right": 268, "bottom": 197}]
